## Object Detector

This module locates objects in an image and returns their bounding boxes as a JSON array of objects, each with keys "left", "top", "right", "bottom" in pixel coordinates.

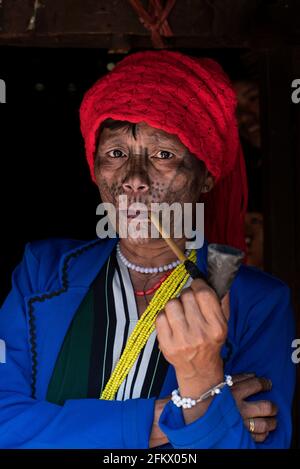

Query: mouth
[
  {"left": 118, "top": 208, "right": 150, "bottom": 220},
  {"left": 248, "top": 124, "right": 260, "bottom": 134}
]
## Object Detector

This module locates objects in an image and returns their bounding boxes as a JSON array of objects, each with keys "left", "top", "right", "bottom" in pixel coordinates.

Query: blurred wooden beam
[{"left": 0, "top": 0, "right": 299, "bottom": 49}]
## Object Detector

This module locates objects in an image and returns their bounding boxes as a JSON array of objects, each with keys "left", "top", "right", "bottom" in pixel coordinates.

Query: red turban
[{"left": 79, "top": 50, "right": 248, "bottom": 251}]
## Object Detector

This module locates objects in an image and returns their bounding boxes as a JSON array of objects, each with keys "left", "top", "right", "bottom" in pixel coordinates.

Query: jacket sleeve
[
  {"left": 159, "top": 283, "right": 296, "bottom": 449},
  {"left": 0, "top": 243, "right": 155, "bottom": 449}
]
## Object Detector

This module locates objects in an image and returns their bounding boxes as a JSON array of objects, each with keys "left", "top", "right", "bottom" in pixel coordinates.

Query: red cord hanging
[{"left": 128, "top": 0, "right": 176, "bottom": 48}]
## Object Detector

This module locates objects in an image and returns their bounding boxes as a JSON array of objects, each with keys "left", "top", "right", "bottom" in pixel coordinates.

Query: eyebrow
[
  {"left": 99, "top": 139, "right": 127, "bottom": 147},
  {"left": 98, "top": 131, "right": 183, "bottom": 153},
  {"left": 151, "top": 132, "right": 171, "bottom": 141},
  {"left": 152, "top": 132, "right": 183, "bottom": 147},
  {"left": 242, "top": 86, "right": 258, "bottom": 96}
]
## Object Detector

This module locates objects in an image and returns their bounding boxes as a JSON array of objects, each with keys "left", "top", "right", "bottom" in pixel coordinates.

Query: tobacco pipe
[{"left": 149, "top": 212, "right": 244, "bottom": 300}]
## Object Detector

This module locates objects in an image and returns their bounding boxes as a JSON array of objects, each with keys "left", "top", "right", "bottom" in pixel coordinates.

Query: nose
[
  {"left": 239, "top": 112, "right": 253, "bottom": 126},
  {"left": 122, "top": 175, "right": 149, "bottom": 194}
]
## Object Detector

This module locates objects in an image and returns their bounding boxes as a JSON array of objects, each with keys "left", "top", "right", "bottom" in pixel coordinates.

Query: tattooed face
[{"left": 94, "top": 120, "right": 213, "bottom": 240}]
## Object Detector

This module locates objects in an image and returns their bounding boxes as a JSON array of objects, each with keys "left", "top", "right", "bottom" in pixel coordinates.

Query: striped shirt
[{"left": 47, "top": 248, "right": 192, "bottom": 404}]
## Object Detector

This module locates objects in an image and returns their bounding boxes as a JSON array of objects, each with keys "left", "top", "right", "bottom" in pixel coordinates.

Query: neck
[
  {"left": 118, "top": 237, "right": 188, "bottom": 306},
  {"left": 118, "top": 237, "right": 187, "bottom": 269}
]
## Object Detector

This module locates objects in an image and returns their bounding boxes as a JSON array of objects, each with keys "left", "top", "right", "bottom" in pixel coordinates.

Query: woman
[{"left": 0, "top": 51, "right": 295, "bottom": 448}]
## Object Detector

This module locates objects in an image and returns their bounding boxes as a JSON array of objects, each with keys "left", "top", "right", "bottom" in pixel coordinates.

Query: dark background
[{"left": 0, "top": 47, "right": 103, "bottom": 300}]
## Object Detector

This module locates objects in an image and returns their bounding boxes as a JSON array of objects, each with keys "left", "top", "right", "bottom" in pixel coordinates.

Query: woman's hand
[
  {"left": 149, "top": 397, "right": 170, "bottom": 448},
  {"left": 231, "top": 373, "right": 277, "bottom": 443},
  {"left": 156, "top": 278, "right": 227, "bottom": 380},
  {"left": 156, "top": 277, "right": 227, "bottom": 423},
  {"left": 155, "top": 281, "right": 277, "bottom": 438},
  {"left": 149, "top": 374, "right": 276, "bottom": 448}
]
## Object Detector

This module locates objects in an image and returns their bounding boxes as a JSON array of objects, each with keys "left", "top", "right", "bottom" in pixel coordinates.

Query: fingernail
[
  {"left": 261, "top": 377, "right": 272, "bottom": 389},
  {"left": 268, "top": 379, "right": 273, "bottom": 389}
]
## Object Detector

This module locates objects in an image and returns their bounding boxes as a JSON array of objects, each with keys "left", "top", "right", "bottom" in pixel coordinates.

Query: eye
[
  {"left": 107, "top": 149, "right": 127, "bottom": 158},
  {"left": 249, "top": 94, "right": 258, "bottom": 103},
  {"left": 155, "top": 150, "right": 175, "bottom": 160}
]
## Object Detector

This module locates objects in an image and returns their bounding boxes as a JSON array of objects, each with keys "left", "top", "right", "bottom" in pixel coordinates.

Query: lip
[
  {"left": 118, "top": 209, "right": 150, "bottom": 220},
  {"left": 248, "top": 124, "right": 260, "bottom": 134}
]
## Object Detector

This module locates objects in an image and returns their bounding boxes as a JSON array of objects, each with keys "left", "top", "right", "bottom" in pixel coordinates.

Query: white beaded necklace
[{"left": 116, "top": 242, "right": 190, "bottom": 274}]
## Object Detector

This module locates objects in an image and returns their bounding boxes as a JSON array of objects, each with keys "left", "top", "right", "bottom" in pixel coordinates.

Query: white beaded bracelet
[{"left": 171, "top": 375, "right": 233, "bottom": 409}]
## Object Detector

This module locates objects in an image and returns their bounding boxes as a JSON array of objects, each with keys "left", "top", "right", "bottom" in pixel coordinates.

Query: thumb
[
  {"left": 232, "top": 373, "right": 256, "bottom": 385},
  {"left": 221, "top": 291, "right": 230, "bottom": 321}
]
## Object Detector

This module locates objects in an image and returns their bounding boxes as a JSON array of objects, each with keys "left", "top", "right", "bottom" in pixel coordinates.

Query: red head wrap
[{"left": 79, "top": 50, "right": 248, "bottom": 251}]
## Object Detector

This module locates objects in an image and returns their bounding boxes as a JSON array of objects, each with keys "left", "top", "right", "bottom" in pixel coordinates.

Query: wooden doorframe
[{"left": 259, "top": 46, "right": 300, "bottom": 446}]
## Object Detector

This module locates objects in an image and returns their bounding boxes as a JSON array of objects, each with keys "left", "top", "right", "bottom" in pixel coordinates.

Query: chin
[{"left": 124, "top": 236, "right": 153, "bottom": 246}]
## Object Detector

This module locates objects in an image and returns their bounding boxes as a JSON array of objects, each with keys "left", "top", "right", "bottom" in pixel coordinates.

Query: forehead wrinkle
[
  {"left": 132, "top": 122, "right": 185, "bottom": 148},
  {"left": 100, "top": 138, "right": 129, "bottom": 147},
  {"left": 151, "top": 131, "right": 187, "bottom": 150},
  {"left": 101, "top": 124, "right": 135, "bottom": 141}
]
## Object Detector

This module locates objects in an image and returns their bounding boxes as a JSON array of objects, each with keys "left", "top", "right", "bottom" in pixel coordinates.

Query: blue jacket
[{"left": 0, "top": 237, "right": 296, "bottom": 448}]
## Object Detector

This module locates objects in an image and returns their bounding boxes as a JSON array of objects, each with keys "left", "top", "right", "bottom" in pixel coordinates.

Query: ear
[{"left": 201, "top": 170, "right": 215, "bottom": 193}]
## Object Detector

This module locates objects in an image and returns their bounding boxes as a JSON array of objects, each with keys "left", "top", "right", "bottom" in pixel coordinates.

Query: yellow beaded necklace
[{"left": 100, "top": 249, "right": 197, "bottom": 400}]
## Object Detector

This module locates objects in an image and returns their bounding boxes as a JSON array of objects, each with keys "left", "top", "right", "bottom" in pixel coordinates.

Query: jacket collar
[{"left": 57, "top": 237, "right": 118, "bottom": 289}]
